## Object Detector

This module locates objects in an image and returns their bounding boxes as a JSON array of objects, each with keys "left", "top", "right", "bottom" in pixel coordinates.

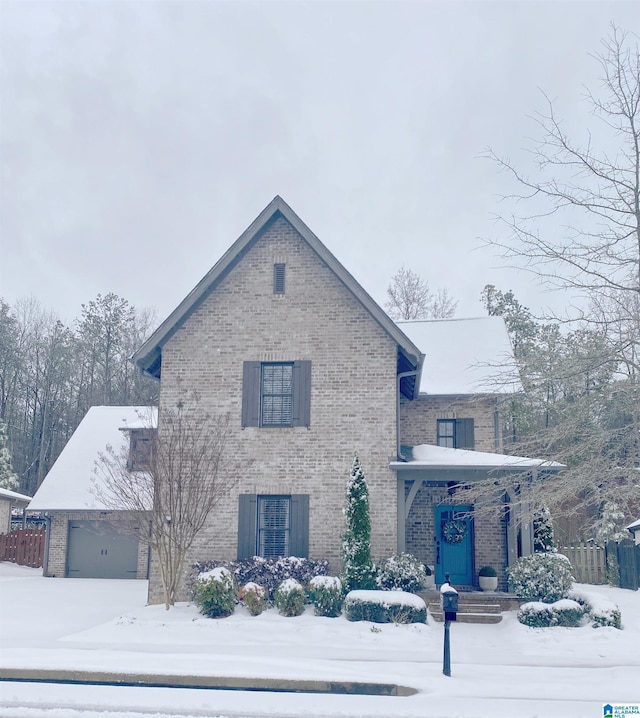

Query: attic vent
[{"left": 273, "top": 263, "right": 286, "bottom": 294}]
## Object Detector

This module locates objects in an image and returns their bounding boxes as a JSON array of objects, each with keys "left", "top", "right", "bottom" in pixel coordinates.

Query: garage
[{"left": 67, "top": 520, "right": 139, "bottom": 579}]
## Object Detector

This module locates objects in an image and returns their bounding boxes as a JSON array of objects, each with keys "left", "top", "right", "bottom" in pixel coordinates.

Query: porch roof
[
  {"left": 390, "top": 444, "right": 565, "bottom": 472},
  {"left": 0, "top": 487, "right": 32, "bottom": 509}
]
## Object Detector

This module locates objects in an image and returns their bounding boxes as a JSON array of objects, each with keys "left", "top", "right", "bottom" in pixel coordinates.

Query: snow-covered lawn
[{"left": 0, "top": 562, "right": 638, "bottom": 718}]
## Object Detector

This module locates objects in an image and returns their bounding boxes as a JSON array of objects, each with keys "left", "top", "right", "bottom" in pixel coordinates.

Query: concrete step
[
  {"left": 428, "top": 609, "right": 503, "bottom": 625},
  {"left": 427, "top": 601, "right": 501, "bottom": 615},
  {"left": 418, "top": 591, "right": 523, "bottom": 612}
]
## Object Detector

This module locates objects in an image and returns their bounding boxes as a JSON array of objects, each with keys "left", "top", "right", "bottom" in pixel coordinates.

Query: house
[
  {"left": 31, "top": 196, "right": 563, "bottom": 598},
  {"left": 627, "top": 519, "right": 640, "bottom": 546},
  {"left": 0, "top": 487, "right": 32, "bottom": 533},
  {"left": 28, "top": 406, "right": 155, "bottom": 579}
]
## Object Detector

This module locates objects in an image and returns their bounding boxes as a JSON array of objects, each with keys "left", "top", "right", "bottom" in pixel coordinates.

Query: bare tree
[
  {"left": 385, "top": 266, "right": 457, "bottom": 320},
  {"left": 94, "top": 399, "right": 236, "bottom": 609},
  {"left": 479, "top": 25, "right": 640, "bottom": 536}
]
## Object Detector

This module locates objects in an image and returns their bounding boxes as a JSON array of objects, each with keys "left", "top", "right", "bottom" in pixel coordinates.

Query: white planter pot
[
  {"left": 478, "top": 575, "right": 498, "bottom": 592},
  {"left": 424, "top": 575, "right": 435, "bottom": 589}
]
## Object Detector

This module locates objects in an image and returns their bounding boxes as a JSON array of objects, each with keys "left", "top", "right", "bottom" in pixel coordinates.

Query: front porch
[{"left": 418, "top": 589, "right": 524, "bottom": 624}]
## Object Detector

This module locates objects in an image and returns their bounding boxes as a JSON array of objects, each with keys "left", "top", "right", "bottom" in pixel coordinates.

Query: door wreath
[{"left": 442, "top": 519, "right": 466, "bottom": 544}]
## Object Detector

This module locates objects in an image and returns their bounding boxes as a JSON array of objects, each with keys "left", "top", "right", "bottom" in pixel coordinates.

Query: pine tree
[
  {"left": 0, "top": 421, "right": 19, "bottom": 491},
  {"left": 341, "top": 454, "right": 376, "bottom": 591},
  {"left": 533, "top": 506, "right": 556, "bottom": 553}
]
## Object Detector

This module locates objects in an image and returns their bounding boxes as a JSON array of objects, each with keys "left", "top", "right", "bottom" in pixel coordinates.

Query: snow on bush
[
  {"left": 507, "top": 552, "right": 573, "bottom": 602},
  {"left": 376, "top": 553, "right": 427, "bottom": 593},
  {"left": 191, "top": 556, "right": 329, "bottom": 600},
  {"left": 194, "top": 566, "right": 236, "bottom": 618},
  {"left": 344, "top": 589, "right": 427, "bottom": 624},
  {"left": 237, "top": 582, "right": 266, "bottom": 616},
  {"left": 517, "top": 598, "right": 584, "bottom": 628},
  {"left": 274, "top": 578, "right": 306, "bottom": 617},
  {"left": 568, "top": 587, "right": 622, "bottom": 629},
  {"left": 308, "top": 575, "right": 343, "bottom": 617}
]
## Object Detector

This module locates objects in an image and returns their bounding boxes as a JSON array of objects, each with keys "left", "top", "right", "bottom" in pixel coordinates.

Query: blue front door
[{"left": 435, "top": 505, "right": 473, "bottom": 585}]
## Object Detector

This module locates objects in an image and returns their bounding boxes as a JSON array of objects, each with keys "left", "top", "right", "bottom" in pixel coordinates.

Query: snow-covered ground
[{"left": 0, "top": 562, "right": 638, "bottom": 718}]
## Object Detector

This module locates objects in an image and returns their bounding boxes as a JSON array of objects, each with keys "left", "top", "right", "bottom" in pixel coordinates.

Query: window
[
  {"left": 437, "top": 418, "right": 475, "bottom": 449},
  {"left": 258, "top": 496, "right": 290, "bottom": 558},
  {"left": 242, "top": 360, "right": 311, "bottom": 428},
  {"left": 128, "top": 428, "right": 156, "bottom": 471},
  {"left": 237, "top": 494, "right": 309, "bottom": 559},
  {"left": 261, "top": 363, "right": 293, "bottom": 426},
  {"left": 273, "top": 263, "right": 286, "bottom": 294}
]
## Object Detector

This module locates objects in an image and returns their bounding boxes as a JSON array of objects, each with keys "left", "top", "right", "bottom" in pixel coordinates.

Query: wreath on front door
[{"left": 442, "top": 519, "right": 466, "bottom": 544}]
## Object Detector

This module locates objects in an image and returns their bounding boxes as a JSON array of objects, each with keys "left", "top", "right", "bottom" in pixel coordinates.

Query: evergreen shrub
[
  {"left": 274, "top": 578, "right": 306, "bottom": 617},
  {"left": 376, "top": 553, "right": 427, "bottom": 593},
  {"left": 238, "top": 582, "right": 266, "bottom": 616},
  {"left": 308, "top": 576, "right": 344, "bottom": 617},
  {"left": 517, "top": 599, "right": 584, "bottom": 627},
  {"left": 194, "top": 567, "right": 236, "bottom": 618},
  {"left": 343, "top": 590, "right": 426, "bottom": 624},
  {"left": 507, "top": 552, "right": 573, "bottom": 602},
  {"left": 478, "top": 565, "right": 497, "bottom": 578}
]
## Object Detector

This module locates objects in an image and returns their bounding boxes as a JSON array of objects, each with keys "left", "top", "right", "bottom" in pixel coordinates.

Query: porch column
[{"left": 397, "top": 476, "right": 406, "bottom": 553}]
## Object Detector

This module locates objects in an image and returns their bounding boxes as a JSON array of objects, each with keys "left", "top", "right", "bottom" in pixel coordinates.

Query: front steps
[{"left": 418, "top": 590, "right": 523, "bottom": 624}]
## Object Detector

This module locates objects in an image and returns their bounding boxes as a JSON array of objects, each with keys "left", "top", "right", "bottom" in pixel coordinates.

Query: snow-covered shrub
[
  {"left": 308, "top": 575, "right": 343, "bottom": 617},
  {"left": 238, "top": 582, "right": 266, "bottom": 616},
  {"left": 507, "top": 552, "right": 573, "bottom": 602},
  {"left": 343, "top": 590, "right": 426, "bottom": 624},
  {"left": 274, "top": 578, "right": 306, "bottom": 617},
  {"left": 190, "top": 556, "right": 329, "bottom": 600},
  {"left": 533, "top": 506, "right": 556, "bottom": 553},
  {"left": 568, "top": 587, "right": 622, "bottom": 629},
  {"left": 517, "top": 599, "right": 583, "bottom": 628},
  {"left": 517, "top": 602, "right": 556, "bottom": 627},
  {"left": 194, "top": 567, "right": 236, "bottom": 618},
  {"left": 376, "top": 553, "right": 427, "bottom": 593}
]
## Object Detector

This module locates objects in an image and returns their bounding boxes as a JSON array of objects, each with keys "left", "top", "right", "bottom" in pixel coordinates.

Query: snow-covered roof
[
  {"left": 626, "top": 519, "right": 640, "bottom": 533},
  {"left": 0, "top": 487, "right": 32, "bottom": 505},
  {"left": 390, "top": 443, "right": 565, "bottom": 471},
  {"left": 396, "top": 317, "right": 520, "bottom": 395},
  {"left": 28, "top": 406, "right": 157, "bottom": 512}
]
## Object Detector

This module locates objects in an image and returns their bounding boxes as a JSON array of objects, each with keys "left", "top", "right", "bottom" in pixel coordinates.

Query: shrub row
[{"left": 517, "top": 599, "right": 584, "bottom": 627}]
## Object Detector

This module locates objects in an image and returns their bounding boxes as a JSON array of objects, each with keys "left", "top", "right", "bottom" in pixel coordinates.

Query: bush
[
  {"left": 308, "top": 576, "right": 344, "bottom": 617},
  {"left": 343, "top": 590, "right": 426, "bottom": 624},
  {"left": 568, "top": 588, "right": 622, "bottom": 629},
  {"left": 274, "top": 578, "right": 306, "bottom": 617},
  {"left": 507, "top": 552, "right": 573, "bottom": 602},
  {"left": 238, "top": 582, "right": 266, "bottom": 616},
  {"left": 478, "top": 565, "right": 497, "bottom": 578},
  {"left": 194, "top": 567, "right": 236, "bottom": 618},
  {"left": 376, "top": 553, "right": 427, "bottom": 593},
  {"left": 191, "top": 556, "right": 329, "bottom": 600},
  {"left": 517, "top": 599, "right": 583, "bottom": 628}
]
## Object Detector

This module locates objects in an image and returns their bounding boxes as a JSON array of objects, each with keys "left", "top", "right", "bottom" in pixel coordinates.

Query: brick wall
[
  {"left": 152, "top": 216, "right": 399, "bottom": 604},
  {"left": 400, "top": 394, "right": 501, "bottom": 451}
]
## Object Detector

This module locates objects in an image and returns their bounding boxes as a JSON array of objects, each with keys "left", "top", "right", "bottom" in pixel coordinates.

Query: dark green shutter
[
  {"left": 289, "top": 494, "right": 309, "bottom": 557},
  {"left": 455, "top": 418, "right": 475, "bottom": 449},
  {"left": 292, "top": 361, "right": 311, "bottom": 427},
  {"left": 237, "top": 494, "right": 257, "bottom": 559},
  {"left": 241, "top": 362, "right": 261, "bottom": 427}
]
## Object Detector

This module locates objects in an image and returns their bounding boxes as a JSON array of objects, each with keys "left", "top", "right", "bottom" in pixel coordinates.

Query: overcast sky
[{"left": 1, "top": 1, "right": 638, "bottom": 327}]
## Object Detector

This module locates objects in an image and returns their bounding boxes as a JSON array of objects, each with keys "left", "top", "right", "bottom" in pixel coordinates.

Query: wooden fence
[
  {"left": 558, "top": 544, "right": 606, "bottom": 584},
  {"left": 607, "top": 540, "right": 640, "bottom": 591},
  {"left": 0, "top": 528, "right": 45, "bottom": 568}
]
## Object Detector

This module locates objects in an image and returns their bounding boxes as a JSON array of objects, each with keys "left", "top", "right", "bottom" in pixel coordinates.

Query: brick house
[{"left": 29, "top": 196, "right": 562, "bottom": 596}]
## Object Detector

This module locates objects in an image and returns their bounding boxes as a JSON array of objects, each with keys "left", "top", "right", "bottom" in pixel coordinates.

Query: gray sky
[{"left": 1, "top": 1, "right": 638, "bottom": 326}]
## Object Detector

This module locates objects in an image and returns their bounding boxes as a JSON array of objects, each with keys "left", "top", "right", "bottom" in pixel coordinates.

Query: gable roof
[
  {"left": 397, "top": 317, "right": 521, "bottom": 395},
  {"left": 0, "top": 487, "right": 32, "bottom": 508},
  {"left": 132, "top": 196, "right": 424, "bottom": 386},
  {"left": 28, "top": 406, "right": 157, "bottom": 512}
]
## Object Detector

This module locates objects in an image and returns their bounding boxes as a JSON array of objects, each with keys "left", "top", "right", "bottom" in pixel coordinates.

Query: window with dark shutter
[
  {"left": 436, "top": 419, "right": 475, "bottom": 449},
  {"left": 128, "top": 428, "right": 156, "bottom": 471},
  {"left": 241, "top": 361, "right": 311, "bottom": 428},
  {"left": 237, "top": 494, "right": 309, "bottom": 560},
  {"left": 273, "top": 263, "right": 286, "bottom": 294}
]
